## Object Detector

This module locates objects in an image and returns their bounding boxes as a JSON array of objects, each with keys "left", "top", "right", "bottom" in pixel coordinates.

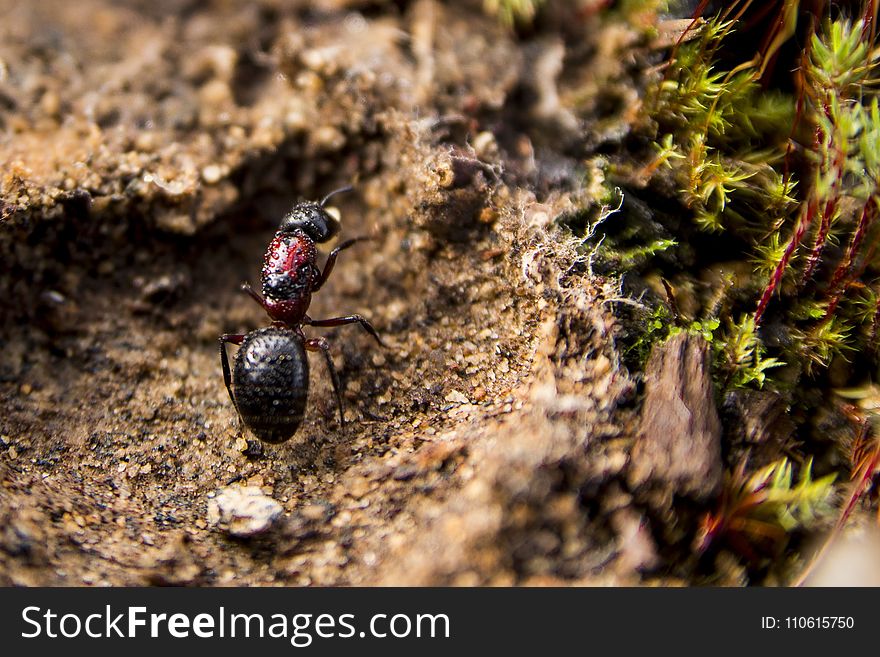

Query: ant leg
[
  {"left": 304, "top": 337, "right": 346, "bottom": 431},
  {"left": 313, "top": 237, "right": 371, "bottom": 292},
  {"left": 305, "top": 314, "right": 384, "bottom": 346},
  {"left": 219, "top": 334, "right": 245, "bottom": 419}
]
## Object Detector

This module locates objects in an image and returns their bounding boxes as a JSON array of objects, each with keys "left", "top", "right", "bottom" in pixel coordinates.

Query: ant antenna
[{"left": 320, "top": 185, "right": 354, "bottom": 207}]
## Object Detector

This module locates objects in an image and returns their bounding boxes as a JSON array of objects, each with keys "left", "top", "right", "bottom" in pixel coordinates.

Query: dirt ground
[{"left": 0, "top": 0, "right": 792, "bottom": 586}]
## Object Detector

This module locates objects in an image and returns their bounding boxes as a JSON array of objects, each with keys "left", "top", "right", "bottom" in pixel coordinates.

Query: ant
[{"left": 219, "top": 187, "right": 382, "bottom": 444}]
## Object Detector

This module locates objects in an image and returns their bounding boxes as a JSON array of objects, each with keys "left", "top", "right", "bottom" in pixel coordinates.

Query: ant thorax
[{"left": 261, "top": 230, "right": 318, "bottom": 303}]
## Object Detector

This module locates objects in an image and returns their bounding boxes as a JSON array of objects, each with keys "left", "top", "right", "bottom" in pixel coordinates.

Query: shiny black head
[
  {"left": 279, "top": 186, "right": 352, "bottom": 243},
  {"left": 279, "top": 202, "right": 341, "bottom": 243}
]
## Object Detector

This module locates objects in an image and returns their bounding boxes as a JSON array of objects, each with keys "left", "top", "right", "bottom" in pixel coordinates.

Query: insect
[{"left": 219, "top": 187, "right": 382, "bottom": 444}]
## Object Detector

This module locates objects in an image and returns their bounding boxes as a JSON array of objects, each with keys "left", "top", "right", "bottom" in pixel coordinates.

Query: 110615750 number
[{"left": 762, "top": 616, "right": 855, "bottom": 630}]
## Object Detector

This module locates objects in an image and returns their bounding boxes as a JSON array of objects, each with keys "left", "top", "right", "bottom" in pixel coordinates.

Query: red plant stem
[
  {"left": 802, "top": 198, "right": 837, "bottom": 283},
  {"left": 690, "top": 0, "right": 711, "bottom": 19},
  {"left": 723, "top": 0, "right": 754, "bottom": 23},
  {"left": 824, "top": 200, "right": 876, "bottom": 318},
  {"left": 755, "top": 197, "right": 818, "bottom": 326},
  {"left": 871, "top": 298, "right": 880, "bottom": 350},
  {"left": 782, "top": 21, "right": 816, "bottom": 194},
  {"left": 863, "top": 0, "right": 878, "bottom": 42},
  {"left": 833, "top": 421, "right": 879, "bottom": 535},
  {"left": 803, "top": 88, "right": 847, "bottom": 283},
  {"left": 837, "top": 238, "right": 879, "bottom": 339},
  {"left": 758, "top": 55, "right": 845, "bottom": 326}
]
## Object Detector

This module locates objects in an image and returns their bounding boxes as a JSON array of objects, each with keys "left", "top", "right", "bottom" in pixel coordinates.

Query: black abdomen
[{"left": 232, "top": 327, "right": 309, "bottom": 443}]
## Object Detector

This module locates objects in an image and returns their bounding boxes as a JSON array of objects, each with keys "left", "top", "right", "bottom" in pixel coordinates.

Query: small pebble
[
  {"left": 444, "top": 390, "right": 469, "bottom": 404},
  {"left": 207, "top": 486, "right": 282, "bottom": 538},
  {"left": 201, "top": 164, "right": 224, "bottom": 184}
]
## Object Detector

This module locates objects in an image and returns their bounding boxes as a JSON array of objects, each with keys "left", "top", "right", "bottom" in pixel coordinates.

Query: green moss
[
  {"left": 618, "top": 5, "right": 880, "bottom": 575},
  {"left": 636, "top": 10, "right": 880, "bottom": 388},
  {"left": 483, "top": 0, "right": 545, "bottom": 26}
]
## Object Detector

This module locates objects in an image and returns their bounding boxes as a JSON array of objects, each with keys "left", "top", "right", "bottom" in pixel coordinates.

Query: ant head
[
  {"left": 279, "top": 202, "right": 340, "bottom": 242},
  {"left": 278, "top": 186, "right": 352, "bottom": 243}
]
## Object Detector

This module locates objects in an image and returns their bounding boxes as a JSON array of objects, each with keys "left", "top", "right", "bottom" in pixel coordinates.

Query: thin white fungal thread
[{"left": 521, "top": 244, "right": 549, "bottom": 283}]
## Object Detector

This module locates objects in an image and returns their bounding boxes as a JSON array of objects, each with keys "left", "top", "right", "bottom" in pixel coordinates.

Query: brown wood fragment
[{"left": 628, "top": 332, "right": 723, "bottom": 502}]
